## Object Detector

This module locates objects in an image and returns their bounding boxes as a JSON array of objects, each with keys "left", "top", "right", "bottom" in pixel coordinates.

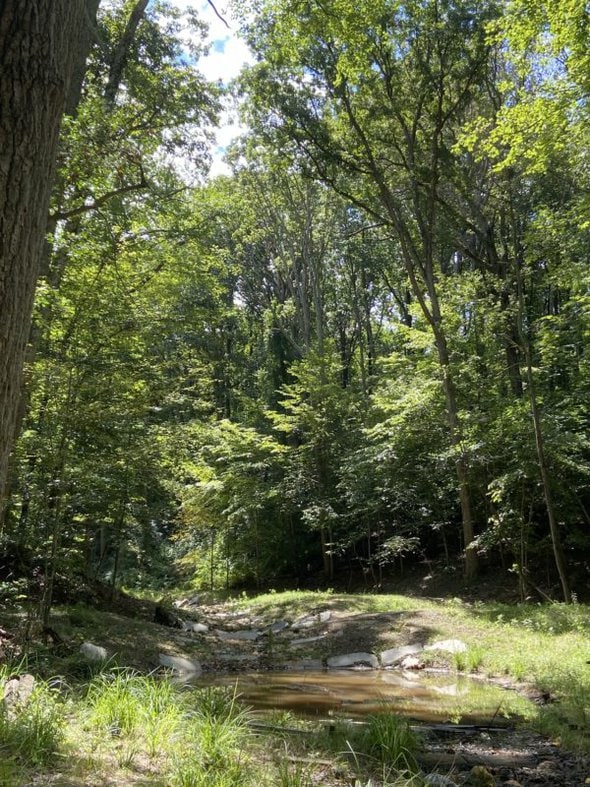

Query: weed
[
  {"left": 358, "top": 713, "right": 420, "bottom": 774},
  {"left": 84, "top": 668, "right": 186, "bottom": 746},
  {"left": 193, "top": 685, "right": 248, "bottom": 723},
  {"left": 0, "top": 674, "right": 65, "bottom": 767},
  {"left": 171, "top": 688, "right": 253, "bottom": 786},
  {"left": 85, "top": 670, "right": 144, "bottom": 735},
  {"left": 115, "top": 739, "right": 140, "bottom": 768},
  {"left": 453, "top": 651, "right": 467, "bottom": 671},
  {"left": 454, "top": 645, "right": 484, "bottom": 672},
  {"left": 276, "top": 752, "right": 313, "bottom": 787},
  {"left": 171, "top": 758, "right": 251, "bottom": 786}
]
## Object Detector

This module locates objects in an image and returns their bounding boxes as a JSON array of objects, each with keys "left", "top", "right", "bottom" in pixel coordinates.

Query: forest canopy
[{"left": 1, "top": 0, "right": 588, "bottom": 611}]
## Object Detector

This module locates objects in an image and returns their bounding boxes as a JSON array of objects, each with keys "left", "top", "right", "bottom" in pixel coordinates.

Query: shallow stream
[{"left": 193, "top": 669, "right": 530, "bottom": 724}]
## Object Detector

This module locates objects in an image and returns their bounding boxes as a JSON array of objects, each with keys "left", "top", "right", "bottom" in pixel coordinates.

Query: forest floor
[{"left": 0, "top": 568, "right": 589, "bottom": 785}]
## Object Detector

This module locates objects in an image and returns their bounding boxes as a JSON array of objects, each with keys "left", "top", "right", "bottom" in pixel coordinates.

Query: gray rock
[
  {"left": 282, "top": 659, "right": 324, "bottom": 671},
  {"left": 266, "top": 620, "right": 290, "bottom": 635},
  {"left": 214, "top": 629, "right": 261, "bottom": 642},
  {"left": 291, "top": 633, "right": 328, "bottom": 646},
  {"left": 158, "top": 653, "right": 201, "bottom": 674},
  {"left": 182, "top": 621, "right": 208, "bottom": 634},
  {"left": 424, "top": 638, "right": 467, "bottom": 654},
  {"left": 292, "top": 611, "right": 332, "bottom": 631},
  {"left": 291, "top": 615, "right": 317, "bottom": 631},
  {"left": 399, "top": 655, "right": 423, "bottom": 670},
  {"left": 3, "top": 673, "right": 35, "bottom": 713},
  {"left": 380, "top": 644, "right": 423, "bottom": 667},
  {"left": 327, "top": 652, "right": 379, "bottom": 669},
  {"left": 80, "top": 642, "right": 108, "bottom": 661},
  {"left": 424, "top": 774, "right": 457, "bottom": 786}
]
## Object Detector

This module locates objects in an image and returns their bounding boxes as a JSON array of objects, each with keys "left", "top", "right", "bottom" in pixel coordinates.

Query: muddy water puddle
[{"left": 193, "top": 670, "right": 530, "bottom": 724}]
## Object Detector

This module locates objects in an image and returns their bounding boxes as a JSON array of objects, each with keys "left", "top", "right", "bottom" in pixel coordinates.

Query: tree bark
[{"left": 0, "top": 1, "right": 94, "bottom": 510}]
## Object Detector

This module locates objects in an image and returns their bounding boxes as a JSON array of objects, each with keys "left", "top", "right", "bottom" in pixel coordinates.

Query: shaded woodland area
[{"left": 0, "top": 0, "right": 588, "bottom": 614}]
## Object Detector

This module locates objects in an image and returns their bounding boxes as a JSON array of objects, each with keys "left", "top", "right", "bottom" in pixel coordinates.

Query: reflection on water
[{"left": 191, "top": 670, "right": 525, "bottom": 724}]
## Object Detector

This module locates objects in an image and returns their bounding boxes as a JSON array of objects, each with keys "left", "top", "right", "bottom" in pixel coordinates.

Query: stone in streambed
[
  {"left": 265, "top": 620, "right": 290, "bottom": 635},
  {"left": 158, "top": 653, "right": 201, "bottom": 675},
  {"left": 291, "top": 611, "right": 331, "bottom": 631},
  {"left": 424, "top": 638, "right": 467, "bottom": 653},
  {"left": 182, "top": 621, "right": 208, "bottom": 633},
  {"left": 380, "top": 644, "right": 423, "bottom": 666},
  {"left": 399, "top": 654, "right": 423, "bottom": 670},
  {"left": 327, "top": 652, "right": 379, "bottom": 669},
  {"left": 214, "top": 629, "right": 261, "bottom": 641},
  {"left": 80, "top": 641, "right": 108, "bottom": 661},
  {"left": 291, "top": 633, "right": 328, "bottom": 646}
]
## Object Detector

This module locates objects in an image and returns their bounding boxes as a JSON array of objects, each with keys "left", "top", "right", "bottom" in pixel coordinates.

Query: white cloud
[
  {"left": 169, "top": 0, "right": 254, "bottom": 84},
  {"left": 199, "top": 36, "right": 253, "bottom": 83},
  {"left": 168, "top": 0, "right": 253, "bottom": 178}
]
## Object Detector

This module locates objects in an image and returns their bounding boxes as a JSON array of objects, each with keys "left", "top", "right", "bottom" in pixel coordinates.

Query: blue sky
[{"left": 170, "top": 0, "right": 254, "bottom": 176}]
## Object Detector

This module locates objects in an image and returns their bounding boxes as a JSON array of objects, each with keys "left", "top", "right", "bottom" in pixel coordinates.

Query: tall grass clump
[
  {"left": 171, "top": 687, "right": 253, "bottom": 787},
  {"left": 85, "top": 669, "right": 185, "bottom": 749},
  {"left": 358, "top": 713, "right": 420, "bottom": 775},
  {"left": 85, "top": 670, "right": 144, "bottom": 735},
  {"left": 534, "top": 664, "right": 590, "bottom": 751},
  {"left": 0, "top": 669, "right": 65, "bottom": 768},
  {"left": 276, "top": 755, "right": 313, "bottom": 787}
]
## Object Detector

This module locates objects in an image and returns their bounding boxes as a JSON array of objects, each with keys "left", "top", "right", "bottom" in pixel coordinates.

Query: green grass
[
  {"left": 359, "top": 713, "right": 421, "bottom": 773},
  {"left": 171, "top": 687, "right": 254, "bottom": 787},
  {"left": 0, "top": 666, "right": 66, "bottom": 771}
]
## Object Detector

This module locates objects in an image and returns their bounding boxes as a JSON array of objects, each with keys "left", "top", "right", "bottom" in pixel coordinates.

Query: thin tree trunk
[
  {"left": 514, "top": 253, "right": 571, "bottom": 602},
  {"left": 320, "top": 527, "right": 332, "bottom": 580},
  {"left": 524, "top": 348, "right": 571, "bottom": 602},
  {"left": 110, "top": 541, "right": 122, "bottom": 603},
  {"left": 432, "top": 322, "right": 477, "bottom": 578},
  {"left": 104, "top": 0, "right": 149, "bottom": 107}
]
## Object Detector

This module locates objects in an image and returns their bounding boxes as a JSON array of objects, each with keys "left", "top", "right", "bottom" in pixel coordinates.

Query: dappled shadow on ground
[
  {"left": 458, "top": 598, "right": 590, "bottom": 636},
  {"left": 325, "top": 609, "right": 441, "bottom": 654}
]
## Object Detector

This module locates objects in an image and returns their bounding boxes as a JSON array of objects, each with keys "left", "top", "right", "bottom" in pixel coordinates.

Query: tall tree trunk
[{"left": 0, "top": 1, "right": 94, "bottom": 510}]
